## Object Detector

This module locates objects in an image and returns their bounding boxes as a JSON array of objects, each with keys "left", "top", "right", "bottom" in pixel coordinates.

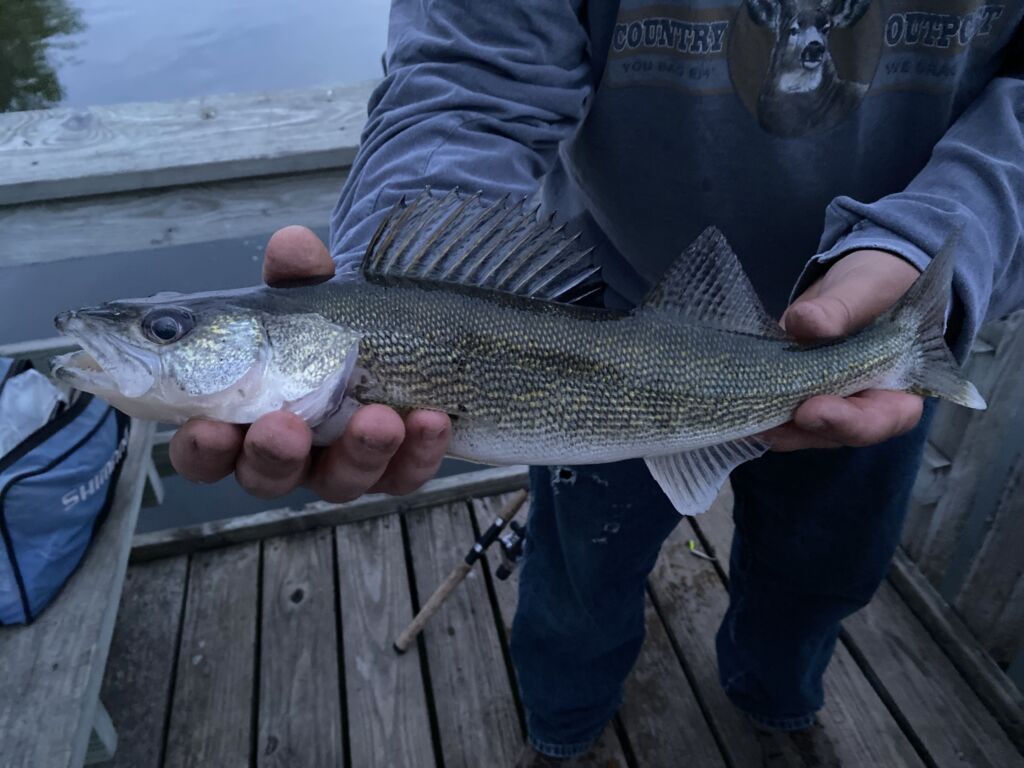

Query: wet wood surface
[
  {"left": 100, "top": 491, "right": 1023, "bottom": 767},
  {"left": 405, "top": 503, "right": 523, "bottom": 768},
  {"left": 99, "top": 556, "right": 187, "bottom": 768},
  {"left": 337, "top": 516, "right": 434, "bottom": 767},
  {"left": 163, "top": 543, "right": 259, "bottom": 768},
  {"left": 258, "top": 529, "right": 343, "bottom": 767},
  {"left": 0, "top": 420, "right": 153, "bottom": 768}
]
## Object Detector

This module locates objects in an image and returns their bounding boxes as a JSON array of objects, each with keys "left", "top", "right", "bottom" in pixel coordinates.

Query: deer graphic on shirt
[{"left": 746, "top": 0, "right": 872, "bottom": 135}]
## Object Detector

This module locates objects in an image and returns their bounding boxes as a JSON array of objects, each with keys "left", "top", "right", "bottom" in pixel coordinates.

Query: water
[
  {"left": 2, "top": 233, "right": 275, "bottom": 343},
  {"left": 1, "top": 0, "right": 390, "bottom": 112}
]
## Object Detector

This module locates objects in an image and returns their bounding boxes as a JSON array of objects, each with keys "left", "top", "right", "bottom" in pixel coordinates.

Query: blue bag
[{"left": 0, "top": 357, "right": 130, "bottom": 624}]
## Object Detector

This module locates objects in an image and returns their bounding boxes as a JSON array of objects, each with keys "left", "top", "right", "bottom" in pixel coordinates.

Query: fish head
[
  {"left": 51, "top": 291, "right": 362, "bottom": 426},
  {"left": 52, "top": 292, "right": 266, "bottom": 422}
]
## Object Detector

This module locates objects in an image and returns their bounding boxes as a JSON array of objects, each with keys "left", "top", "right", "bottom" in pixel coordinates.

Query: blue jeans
[{"left": 510, "top": 409, "right": 932, "bottom": 758}]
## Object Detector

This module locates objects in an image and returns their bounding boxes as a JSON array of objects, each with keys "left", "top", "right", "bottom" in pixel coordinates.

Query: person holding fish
[{"left": 61, "top": 1, "right": 1022, "bottom": 765}]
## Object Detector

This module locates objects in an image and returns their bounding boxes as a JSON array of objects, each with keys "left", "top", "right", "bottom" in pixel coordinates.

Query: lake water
[{"left": 2, "top": 0, "right": 390, "bottom": 111}]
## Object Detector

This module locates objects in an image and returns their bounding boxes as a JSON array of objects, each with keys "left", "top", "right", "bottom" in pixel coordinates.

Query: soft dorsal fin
[
  {"left": 362, "top": 189, "right": 602, "bottom": 303},
  {"left": 639, "top": 227, "right": 785, "bottom": 338}
]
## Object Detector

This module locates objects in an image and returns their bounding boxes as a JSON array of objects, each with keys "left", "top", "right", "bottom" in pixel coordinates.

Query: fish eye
[{"left": 142, "top": 308, "right": 194, "bottom": 344}]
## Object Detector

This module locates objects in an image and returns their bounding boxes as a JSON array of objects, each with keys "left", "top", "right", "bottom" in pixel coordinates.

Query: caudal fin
[{"left": 890, "top": 232, "right": 986, "bottom": 410}]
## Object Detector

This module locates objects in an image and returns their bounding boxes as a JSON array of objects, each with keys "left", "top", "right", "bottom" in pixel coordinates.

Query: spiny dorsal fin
[
  {"left": 639, "top": 227, "right": 785, "bottom": 338},
  {"left": 362, "top": 189, "right": 602, "bottom": 303}
]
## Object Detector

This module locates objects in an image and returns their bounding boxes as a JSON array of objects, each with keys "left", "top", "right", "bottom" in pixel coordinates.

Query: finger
[
  {"left": 372, "top": 410, "right": 451, "bottom": 495},
  {"left": 235, "top": 411, "right": 313, "bottom": 498},
  {"left": 792, "top": 391, "right": 924, "bottom": 447},
  {"left": 308, "top": 405, "right": 405, "bottom": 502},
  {"left": 761, "top": 423, "right": 843, "bottom": 452},
  {"left": 170, "top": 419, "right": 244, "bottom": 483},
  {"left": 262, "top": 226, "right": 335, "bottom": 287}
]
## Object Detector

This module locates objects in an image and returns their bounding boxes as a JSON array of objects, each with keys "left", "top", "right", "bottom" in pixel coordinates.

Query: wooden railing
[
  {"left": 902, "top": 310, "right": 1024, "bottom": 693},
  {"left": 0, "top": 81, "right": 377, "bottom": 205},
  {"left": 0, "top": 80, "right": 378, "bottom": 269}
]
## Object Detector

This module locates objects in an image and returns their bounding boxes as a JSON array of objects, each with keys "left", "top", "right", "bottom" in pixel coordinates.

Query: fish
[{"left": 50, "top": 189, "right": 985, "bottom": 515}]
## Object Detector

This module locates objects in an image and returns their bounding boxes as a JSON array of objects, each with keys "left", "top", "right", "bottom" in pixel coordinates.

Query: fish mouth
[
  {"left": 52, "top": 311, "right": 157, "bottom": 397},
  {"left": 51, "top": 349, "right": 119, "bottom": 391}
]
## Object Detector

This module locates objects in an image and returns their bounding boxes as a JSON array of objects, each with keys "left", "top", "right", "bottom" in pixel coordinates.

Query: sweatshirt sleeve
[
  {"left": 792, "top": 74, "right": 1024, "bottom": 357},
  {"left": 328, "top": 0, "right": 592, "bottom": 270}
]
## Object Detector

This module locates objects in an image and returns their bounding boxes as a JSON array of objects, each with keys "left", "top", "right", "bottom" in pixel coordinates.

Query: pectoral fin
[{"left": 644, "top": 437, "right": 768, "bottom": 516}]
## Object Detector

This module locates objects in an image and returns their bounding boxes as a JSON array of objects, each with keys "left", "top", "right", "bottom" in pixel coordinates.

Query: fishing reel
[{"left": 495, "top": 521, "right": 526, "bottom": 580}]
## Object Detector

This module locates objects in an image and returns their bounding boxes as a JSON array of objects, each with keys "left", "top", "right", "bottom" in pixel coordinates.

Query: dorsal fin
[
  {"left": 362, "top": 189, "right": 602, "bottom": 303},
  {"left": 639, "top": 227, "right": 785, "bottom": 338}
]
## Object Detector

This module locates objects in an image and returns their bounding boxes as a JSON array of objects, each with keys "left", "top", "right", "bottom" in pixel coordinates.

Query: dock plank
[
  {"left": 336, "top": 515, "right": 435, "bottom": 768},
  {"left": 406, "top": 502, "right": 522, "bottom": 768},
  {"left": 843, "top": 580, "right": 1024, "bottom": 768},
  {"left": 0, "top": 170, "right": 346, "bottom": 268},
  {"left": 100, "top": 556, "right": 188, "bottom": 768},
  {"left": 471, "top": 495, "right": 630, "bottom": 767},
  {"left": 258, "top": 529, "right": 343, "bottom": 767},
  {"left": 691, "top": 490, "right": 926, "bottom": 767},
  {"left": 647, "top": 521, "right": 768, "bottom": 768},
  {"left": 0, "top": 81, "right": 377, "bottom": 205},
  {"left": 0, "top": 420, "right": 153, "bottom": 768},
  {"left": 164, "top": 543, "right": 259, "bottom": 768},
  {"left": 889, "top": 549, "right": 1024, "bottom": 751},
  {"left": 620, "top": 596, "right": 729, "bottom": 768}
]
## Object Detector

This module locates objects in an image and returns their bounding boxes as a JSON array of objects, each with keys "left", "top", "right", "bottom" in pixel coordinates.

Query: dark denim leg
[
  {"left": 511, "top": 460, "right": 680, "bottom": 757},
  {"left": 717, "top": 404, "right": 935, "bottom": 729}
]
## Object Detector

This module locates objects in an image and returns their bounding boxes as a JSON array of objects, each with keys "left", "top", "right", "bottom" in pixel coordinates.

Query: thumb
[
  {"left": 783, "top": 295, "right": 857, "bottom": 343},
  {"left": 262, "top": 226, "right": 336, "bottom": 287},
  {"left": 783, "top": 250, "right": 921, "bottom": 343}
]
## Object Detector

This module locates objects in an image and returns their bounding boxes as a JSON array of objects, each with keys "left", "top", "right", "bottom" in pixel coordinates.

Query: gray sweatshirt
[{"left": 330, "top": 0, "right": 1024, "bottom": 354}]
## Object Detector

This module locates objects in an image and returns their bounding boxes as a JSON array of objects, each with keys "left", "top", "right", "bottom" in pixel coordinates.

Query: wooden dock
[
  {"left": 2, "top": 81, "right": 1021, "bottom": 767},
  {"left": 98, "top": 486, "right": 1023, "bottom": 768}
]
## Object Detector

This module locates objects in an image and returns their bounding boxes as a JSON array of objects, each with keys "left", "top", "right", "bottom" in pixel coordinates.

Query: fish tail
[{"left": 892, "top": 233, "right": 986, "bottom": 410}]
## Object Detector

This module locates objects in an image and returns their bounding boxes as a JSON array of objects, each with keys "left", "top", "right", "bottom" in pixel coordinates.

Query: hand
[
  {"left": 169, "top": 226, "right": 451, "bottom": 500},
  {"left": 763, "top": 249, "right": 925, "bottom": 452}
]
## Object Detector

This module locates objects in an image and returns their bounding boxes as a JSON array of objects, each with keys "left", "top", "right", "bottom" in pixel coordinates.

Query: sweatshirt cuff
[{"left": 789, "top": 221, "right": 934, "bottom": 307}]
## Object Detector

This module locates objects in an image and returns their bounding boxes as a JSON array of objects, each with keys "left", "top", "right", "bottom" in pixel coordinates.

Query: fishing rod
[{"left": 394, "top": 488, "right": 529, "bottom": 654}]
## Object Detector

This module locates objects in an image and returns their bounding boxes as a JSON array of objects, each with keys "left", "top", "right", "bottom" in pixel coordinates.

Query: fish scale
[{"left": 283, "top": 276, "right": 907, "bottom": 465}]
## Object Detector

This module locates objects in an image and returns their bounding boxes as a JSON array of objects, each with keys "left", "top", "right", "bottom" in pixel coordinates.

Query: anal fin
[{"left": 645, "top": 436, "right": 768, "bottom": 516}]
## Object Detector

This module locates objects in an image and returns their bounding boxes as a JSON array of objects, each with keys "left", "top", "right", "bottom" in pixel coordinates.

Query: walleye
[{"left": 51, "top": 190, "right": 985, "bottom": 515}]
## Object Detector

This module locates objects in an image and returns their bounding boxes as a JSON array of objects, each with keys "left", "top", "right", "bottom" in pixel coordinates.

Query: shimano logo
[{"left": 61, "top": 430, "right": 130, "bottom": 511}]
